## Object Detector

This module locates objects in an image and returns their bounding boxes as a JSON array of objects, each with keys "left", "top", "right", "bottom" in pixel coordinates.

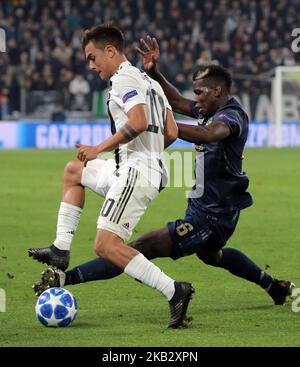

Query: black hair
[
  {"left": 82, "top": 23, "right": 125, "bottom": 52},
  {"left": 192, "top": 64, "right": 232, "bottom": 93}
]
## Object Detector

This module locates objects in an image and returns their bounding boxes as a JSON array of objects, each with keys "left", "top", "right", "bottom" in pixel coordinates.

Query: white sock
[
  {"left": 124, "top": 253, "right": 175, "bottom": 300},
  {"left": 53, "top": 202, "right": 82, "bottom": 251},
  {"left": 57, "top": 270, "right": 66, "bottom": 287}
]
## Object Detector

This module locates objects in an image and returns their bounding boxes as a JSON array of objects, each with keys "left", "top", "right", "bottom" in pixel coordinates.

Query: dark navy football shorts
[{"left": 167, "top": 207, "right": 240, "bottom": 260}]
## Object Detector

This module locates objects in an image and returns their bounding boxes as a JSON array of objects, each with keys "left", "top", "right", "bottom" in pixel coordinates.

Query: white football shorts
[{"left": 81, "top": 158, "right": 159, "bottom": 241}]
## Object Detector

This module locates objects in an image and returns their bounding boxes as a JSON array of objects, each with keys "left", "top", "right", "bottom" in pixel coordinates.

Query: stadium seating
[{"left": 0, "top": 0, "right": 299, "bottom": 117}]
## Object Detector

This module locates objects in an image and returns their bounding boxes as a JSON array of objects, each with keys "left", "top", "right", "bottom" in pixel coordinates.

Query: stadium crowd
[{"left": 0, "top": 0, "right": 299, "bottom": 116}]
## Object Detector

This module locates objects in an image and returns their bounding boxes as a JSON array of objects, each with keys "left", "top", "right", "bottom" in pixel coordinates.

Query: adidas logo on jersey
[{"left": 122, "top": 223, "right": 130, "bottom": 229}]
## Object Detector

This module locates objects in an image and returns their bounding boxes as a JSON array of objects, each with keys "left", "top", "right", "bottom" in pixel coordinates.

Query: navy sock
[
  {"left": 65, "top": 257, "right": 123, "bottom": 285},
  {"left": 219, "top": 248, "right": 274, "bottom": 289}
]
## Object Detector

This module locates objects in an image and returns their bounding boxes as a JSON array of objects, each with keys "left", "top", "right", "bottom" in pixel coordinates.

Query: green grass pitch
[{"left": 0, "top": 148, "right": 299, "bottom": 347}]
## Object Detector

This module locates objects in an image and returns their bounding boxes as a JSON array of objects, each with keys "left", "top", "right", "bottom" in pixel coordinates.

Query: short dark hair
[
  {"left": 82, "top": 23, "right": 125, "bottom": 52},
  {"left": 192, "top": 64, "right": 232, "bottom": 93}
]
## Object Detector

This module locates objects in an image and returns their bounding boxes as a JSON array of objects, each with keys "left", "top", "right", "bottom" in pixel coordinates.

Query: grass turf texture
[{"left": 0, "top": 148, "right": 299, "bottom": 347}]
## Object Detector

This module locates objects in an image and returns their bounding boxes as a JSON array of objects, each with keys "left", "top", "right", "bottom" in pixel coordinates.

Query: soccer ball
[{"left": 35, "top": 287, "right": 78, "bottom": 327}]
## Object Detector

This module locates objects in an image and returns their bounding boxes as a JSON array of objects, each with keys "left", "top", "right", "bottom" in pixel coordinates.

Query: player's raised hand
[
  {"left": 75, "top": 144, "right": 99, "bottom": 166},
  {"left": 136, "top": 35, "right": 160, "bottom": 72}
]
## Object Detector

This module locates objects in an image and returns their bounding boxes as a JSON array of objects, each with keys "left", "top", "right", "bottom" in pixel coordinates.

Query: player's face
[
  {"left": 85, "top": 41, "right": 113, "bottom": 80},
  {"left": 193, "top": 79, "right": 221, "bottom": 116}
]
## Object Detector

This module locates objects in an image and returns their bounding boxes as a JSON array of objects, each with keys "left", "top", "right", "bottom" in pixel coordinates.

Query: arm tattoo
[{"left": 120, "top": 124, "right": 139, "bottom": 142}]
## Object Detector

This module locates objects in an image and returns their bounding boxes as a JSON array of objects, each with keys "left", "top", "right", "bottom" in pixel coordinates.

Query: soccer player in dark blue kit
[{"left": 33, "top": 37, "right": 294, "bottom": 308}]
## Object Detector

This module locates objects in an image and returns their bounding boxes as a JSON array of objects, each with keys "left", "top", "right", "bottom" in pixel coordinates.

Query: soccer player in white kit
[{"left": 29, "top": 24, "right": 194, "bottom": 328}]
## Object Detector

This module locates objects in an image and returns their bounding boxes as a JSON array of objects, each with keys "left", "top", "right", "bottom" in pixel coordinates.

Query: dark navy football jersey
[{"left": 188, "top": 97, "right": 253, "bottom": 213}]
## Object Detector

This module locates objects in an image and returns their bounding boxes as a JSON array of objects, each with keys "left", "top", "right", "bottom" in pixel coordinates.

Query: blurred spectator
[
  {"left": 0, "top": 93, "right": 10, "bottom": 120},
  {"left": 196, "top": 50, "right": 212, "bottom": 66},
  {"left": 69, "top": 74, "right": 90, "bottom": 111},
  {"left": 51, "top": 104, "right": 66, "bottom": 122}
]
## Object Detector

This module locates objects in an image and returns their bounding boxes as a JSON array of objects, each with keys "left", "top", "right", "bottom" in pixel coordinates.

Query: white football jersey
[{"left": 108, "top": 61, "right": 171, "bottom": 188}]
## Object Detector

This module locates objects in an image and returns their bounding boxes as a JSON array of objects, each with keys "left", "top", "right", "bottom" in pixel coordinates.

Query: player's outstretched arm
[
  {"left": 136, "top": 36, "right": 195, "bottom": 117},
  {"left": 177, "top": 120, "right": 231, "bottom": 144},
  {"left": 76, "top": 104, "right": 147, "bottom": 165},
  {"left": 164, "top": 108, "right": 178, "bottom": 148}
]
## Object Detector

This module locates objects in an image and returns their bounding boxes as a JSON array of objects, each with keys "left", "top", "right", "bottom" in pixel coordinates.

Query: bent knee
[
  {"left": 64, "top": 160, "right": 84, "bottom": 181},
  {"left": 197, "top": 249, "right": 222, "bottom": 266},
  {"left": 94, "top": 239, "right": 108, "bottom": 258},
  {"left": 94, "top": 231, "right": 118, "bottom": 258}
]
